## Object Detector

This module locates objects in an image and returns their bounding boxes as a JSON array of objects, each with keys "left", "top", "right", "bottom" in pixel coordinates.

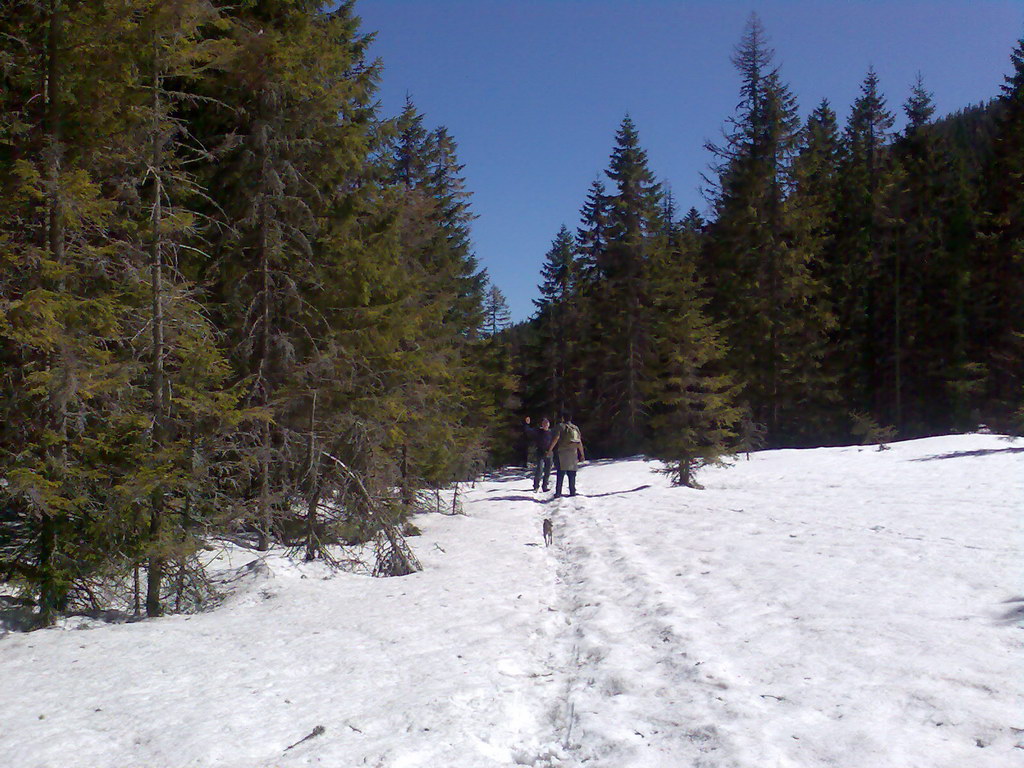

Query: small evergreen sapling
[
  {"left": 850, "top": 411, "right": 897, "bottom": 451},
  {"left": 737, "top": 417, "right": 767, "bottom": 460}
]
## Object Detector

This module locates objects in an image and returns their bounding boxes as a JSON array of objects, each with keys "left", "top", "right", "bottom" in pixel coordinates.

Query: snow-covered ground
[{"left": 1, "top": 434, "right": 1021, "bottom": 767}]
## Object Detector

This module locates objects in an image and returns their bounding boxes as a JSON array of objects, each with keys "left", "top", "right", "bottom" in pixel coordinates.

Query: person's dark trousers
[
  {"left": 554, "top": 470, "right": 576, "bottom": 497},
  {"left": 525, "top": 445, "right": 538, "bottom": 486},
  {"left": 533, "top": 454, "right": 553, "bottom": 491}
]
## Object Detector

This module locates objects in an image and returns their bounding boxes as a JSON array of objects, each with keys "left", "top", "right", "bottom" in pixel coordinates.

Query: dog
[{"left": 542, "top": 518, "right": 553, "bottom": 547}]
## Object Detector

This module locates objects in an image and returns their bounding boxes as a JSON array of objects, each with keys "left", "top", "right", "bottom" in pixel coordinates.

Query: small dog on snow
[{"left": 542, "top": 518, "right": 553, "bottom": 547}]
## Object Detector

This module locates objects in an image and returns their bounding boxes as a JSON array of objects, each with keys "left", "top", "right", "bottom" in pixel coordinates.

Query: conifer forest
[{"left": 1, "top": 3, "right": 1022, "bottom": 627}]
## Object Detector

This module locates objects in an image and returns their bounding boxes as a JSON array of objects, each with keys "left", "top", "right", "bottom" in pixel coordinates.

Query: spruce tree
[
  {"left": 831, "top": 67, "right": 898, "bottom": 427},
  {"left": 483, "top": 284, "right": 512, "bottom": 337},
  {"left": 973, "top": 35, "right": 1024, "bottom": 428},
  {"left": 576, "top": 179, "right": 610, "bottom": 280},
  {"left": 530, "top": 225, "right": 580, "bottom": 417},
  {"left": 0, "top": 0, "right": 144, "bottom": 623},
  {"left": 890, "top": 74, "right": 971, "bottom": 433},
  {"left": 187, "top": 0, "right": 402, "bottom": 552},
  {"left": 783, "top": 99, "right": 843, "bottom": 438},
  {"left": 0, "top": 0, "right": 505, "bottom": 614},
  {"left": 382, "top": 99, "right": 494, "bottom": 495},
  {"left": 644, "top": 207, "right": 739, "bottom": 486},
  {"left": 124, "top": 0, "right": 250, "bottom": 615},
  {"left": 570, "top": 178, "right": 610, "bottom": 428},
  {"left": 704, "top": 14, "right": 832, "bottom": 444},
  {"left": 591, "top": 115, "right": 662, "bottom": 453}
]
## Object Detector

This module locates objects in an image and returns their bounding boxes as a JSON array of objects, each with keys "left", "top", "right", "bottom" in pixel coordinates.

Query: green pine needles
[{"left": 0, "top": 0, "right": 503, "bottom": 626}]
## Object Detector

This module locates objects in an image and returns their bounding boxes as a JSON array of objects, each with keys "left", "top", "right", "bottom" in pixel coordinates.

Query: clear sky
[{"left": 354, "top": 0, "right": 1023, "bottom": 322}]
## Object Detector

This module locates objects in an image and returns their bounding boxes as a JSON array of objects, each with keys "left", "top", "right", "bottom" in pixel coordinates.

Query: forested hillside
[
  {"left": 0, "top": 0, "right": 513, "bottom": 625},
  {"left": 517, "top": 15, "right": 1024, "bottom": 475}
]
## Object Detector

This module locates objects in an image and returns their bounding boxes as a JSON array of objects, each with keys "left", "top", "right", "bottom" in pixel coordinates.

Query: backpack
[{"left": 562, "top": 423, "right": 581, "bottom": 444}]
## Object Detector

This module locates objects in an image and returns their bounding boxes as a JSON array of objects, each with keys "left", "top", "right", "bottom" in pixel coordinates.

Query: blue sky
[{"left": 355, "top": 0, "right": 1023, "bottom": 322}]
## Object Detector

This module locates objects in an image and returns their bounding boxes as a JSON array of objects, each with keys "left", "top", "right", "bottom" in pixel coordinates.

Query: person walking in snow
[
  {"left": 523, "top": 416, "right": 556, "bottom": 492},
  {"left": 550, "top": 413, "right": 585, "bottom": 497}
]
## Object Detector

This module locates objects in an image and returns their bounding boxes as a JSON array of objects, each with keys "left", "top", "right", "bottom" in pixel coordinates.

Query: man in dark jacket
[{"left": 523, "top": 416, "right": 556, "bottom": 492}]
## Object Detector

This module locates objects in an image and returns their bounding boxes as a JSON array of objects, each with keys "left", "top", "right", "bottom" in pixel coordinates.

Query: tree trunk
[
  {"left": 145, "top": 506, "right": 164, "bottom": 617},
  {"left": 37, "top": 0, "right": 66, "bottom": 627},
  {"left": 45, "top": 0, "right": 65, "bottom": 268},
  {"left": 256, "top": 185, "right": 272, "bottom": 551},
  {"left": 146, "top": 35, "right": 167, "bottom": 618},
  {"left": 894, "top": 246, "right": 902, "bottom": 430},
  {"left": 304, "top": 391, "right": 321, "bottom": 561}
]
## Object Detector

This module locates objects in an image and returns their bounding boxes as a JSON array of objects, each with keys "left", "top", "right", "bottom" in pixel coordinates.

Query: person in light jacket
[{"left": 550, "top": 414, "right": 585, "bottom": 497}]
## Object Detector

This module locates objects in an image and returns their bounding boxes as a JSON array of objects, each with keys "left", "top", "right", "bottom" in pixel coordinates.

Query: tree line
[
  {"left": 517, "top": 15, "right": 1024, "bottom": 484},
  {"left": 2, "top": 5, "right": 1020, "bottom": 626},
  {"left": 0, "top": 0, "right": 513, "bottom": 625}
]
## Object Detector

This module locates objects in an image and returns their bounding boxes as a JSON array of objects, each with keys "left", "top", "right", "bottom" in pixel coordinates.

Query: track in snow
[{"left": 532, "top": 494, "right": 784, "bottom": 768}]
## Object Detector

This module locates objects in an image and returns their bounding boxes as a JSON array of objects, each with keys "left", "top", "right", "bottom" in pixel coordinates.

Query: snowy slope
[{"left": 0, "top": 434, "right": 1021, "bottom": 767}]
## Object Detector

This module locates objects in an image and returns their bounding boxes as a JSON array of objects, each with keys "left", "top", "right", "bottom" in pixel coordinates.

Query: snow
[{"left": 1, "top": 433, "right": 1021, "bottom": 767}]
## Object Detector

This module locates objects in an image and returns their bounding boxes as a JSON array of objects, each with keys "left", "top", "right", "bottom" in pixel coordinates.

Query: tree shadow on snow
[
  {"left": 0, "top": 598, "right": 140, "bottom": 633},
  {"left": 0, "top": 596, "right": 36, "bottom": 632},
  {"left": 482, "top": 467, "right": 531, "bottom": 483},
  {"left": 911, "top": 445, "right": 1024, "bottom": 462},
  {"left": 583, "top": 484, "right": 651, "bottom": 498},
  {"left": 997, "top": 596, "right": 1024, "bottom": 626},
  {"left": 487, "top": 494, "right": 547, "bottom": 504}
]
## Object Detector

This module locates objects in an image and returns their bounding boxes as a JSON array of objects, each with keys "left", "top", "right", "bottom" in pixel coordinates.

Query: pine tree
[
  {"left": 472, "top": 281, "right": 518, "bottom": 465},
  {"left": 645, "top": 208, "right": 739, "bottom": 486},
  {"left": 576, "top": 179, "right": 610, "bottom": 280},
  {"left": 973, "top": 34, "right": 1024, "bottom": 428},
  {"left": 184, "top": 0, "right": 404, "bottom": 553},
  {"left": 591, "top": 115, "right": 662, "bottom": 453},
  {"left": 0, "top": 0, "right": 505, "bottom": 615},
  {"left": 0, "top": 0, "right": 144, "bottom": 623},
  {"left": 530, "top": 225, "right": 580, "bottom": 417},
  {"left": 381, "top": 98, "right": 496, "bottom": 497},
  {"left": 681, "top": 207, "right": 705, "bottom": 234},
  {"left": 890, "top": 74, "right": 972, "bottom": 433},
  {"left": 429, "top": 126, "right": 487, "bottom": 337},
  {"left": 483, "top": 283, "right": 512, "bottom": 337},
  {"left": 791, "top": 100, "right": 842, "bottom": 233},
  {"left": 831, "top": 67, "right": 898, "bottom": 427},
  {"left": 392, "top": 95, "right": 431, "bottom": 189},
  {"left": 704, "top": 14, "right": 832, "bottom": 444},
  {"left": 784, "top": 99, "right": 843, "bottom": 438},
  {"left": 570, "top": 178, "right": 609, "bottom": 429}
]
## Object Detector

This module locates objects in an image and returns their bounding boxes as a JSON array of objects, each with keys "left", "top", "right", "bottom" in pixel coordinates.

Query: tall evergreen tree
[
  {"left": 382, "top": 98, "right": 496, "bottom": 490},
  {"left": 119, "top": 0, "right": 246, "bottom": 616},
  {"left": 704, "top": 14, "right": 832, "bottom": 444},
  {"left": 591, "top": 115, "right": 662, "bottom": 453},
  {"left": 183, "top": 0, "right": 421, "bottom": 554},
  {"left": 530, "top": 225, "right": 580, "bottom": 417},
  {"left": 831, "top": 67, "right": 898, "bottom": 426},
  {"left": 570, "top": 178, "right": 610, "bottom": 427},
  {"left": 576, "top": 179, "right": 610, "bottom": 279},
  {"left": 973, "top": 35, "right": 1024, "bottom": 428},
  {"left": 645, "top": 204, "right": 739, "bottom": 486},
  {"left": 890, "top": 74, "right": 974, "bottom": 433},
  {"left": 483, "top": 283, "right": 512, "bottom": 337},
  {"left": 783, "top": 99, "right": 844, "bottom": 437},
  {"left": 0, "top": 0, "right": 185, "bottom": 622}
]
